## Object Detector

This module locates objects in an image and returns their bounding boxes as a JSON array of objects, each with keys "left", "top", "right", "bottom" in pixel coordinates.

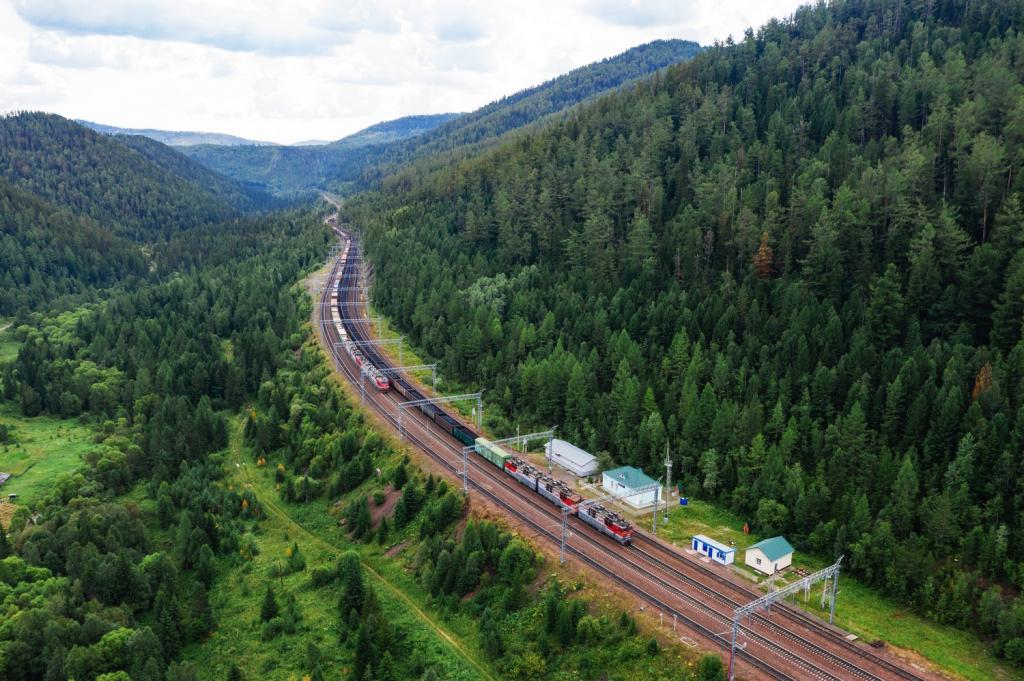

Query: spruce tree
[{"left": 260, "top": 584, "right": 278, "bottom": 622}]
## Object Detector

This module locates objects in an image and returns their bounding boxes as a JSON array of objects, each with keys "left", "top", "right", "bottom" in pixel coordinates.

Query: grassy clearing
[
  {"left": 0, "top": 402, "right": 96, "bottom": 506},
  {"left": 0, "top": 322, "right": 20, "bottom": 365},
  {"left": 180, "top": 418, "right": 493, "bottom": 681},
  {"left": 651, "top": 497, "right": 1021, "bottom": 681}
]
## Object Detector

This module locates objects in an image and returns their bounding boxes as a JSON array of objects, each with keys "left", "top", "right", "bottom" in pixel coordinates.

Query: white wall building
[
  {"left": 601, "top": 465, "right": 661, "bottom": 508},
  {"left": 745, "top": 536, "right": 795, "bottom": 575},
  {"left": 691, "top": 534, "right": 735, "bottom": 565},
  {"left": 545, "top": 438, "right": 599, "bottom": 477}
]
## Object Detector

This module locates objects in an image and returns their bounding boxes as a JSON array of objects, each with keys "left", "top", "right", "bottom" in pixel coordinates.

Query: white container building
[
  {"left": 691, "top": 534, "right": 736, "bottom": 566},
  {"left": 545, "top": 438, "right": 599, "bottom": 477}
]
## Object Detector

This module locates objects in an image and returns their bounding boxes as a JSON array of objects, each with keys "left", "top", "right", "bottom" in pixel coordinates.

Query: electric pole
[{"left": 664, "top": 442, "right": 672, "bottom": 524}]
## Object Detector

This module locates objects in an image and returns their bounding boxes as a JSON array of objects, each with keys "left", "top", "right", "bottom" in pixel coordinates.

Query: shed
[
  {"left": 545, "top": 438, "right": 598, "bottom": 477},
  {"left": 601, "top": 465, "right": 661, "bottom": 508},
  {"left": 745, "top": 536, "right": 795, "bottom": 575},
  {"left": 692, "top": 534, "right": 735, "bottom": 565},
  {"left": 0, "top": 473, "right": 9, "bottom": 487}
]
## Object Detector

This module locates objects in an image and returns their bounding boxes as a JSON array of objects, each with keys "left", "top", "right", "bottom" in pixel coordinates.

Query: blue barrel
[{"left": 679, "top": 497, "right": 689, "bottom": 506}]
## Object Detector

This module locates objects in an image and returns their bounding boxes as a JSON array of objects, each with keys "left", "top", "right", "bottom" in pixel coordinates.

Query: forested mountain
[
  {"left": 113, "top": 134, "right": 281, "bottom": 214},
  {"left": 183, "top": 40, "right": 702, "bottom": 195},
  {"left": 0, "top": 178, "right": 147, "bottom": 315},
  {"left": 326, "top": 113, "right": 463, "bottom": 149},
  {"left": 345, "top": 0, "right": 1024, "bottom": 663},
  {"left": 364, "top": 39, "right": 704, "bottom": 180},
  {"left": 0, "top": 113, "right": 275, "bottom": 240},
  {"left": 179, "top": 114, "right": 462, "bottom": 195},
  {"left": 78, "top": 120, "right": 274, "bottom": 147}
]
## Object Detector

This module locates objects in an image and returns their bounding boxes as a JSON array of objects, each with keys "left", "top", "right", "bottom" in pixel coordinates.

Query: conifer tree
[{"left": 260, "top": 584, "right": 278, "bottom": 623}]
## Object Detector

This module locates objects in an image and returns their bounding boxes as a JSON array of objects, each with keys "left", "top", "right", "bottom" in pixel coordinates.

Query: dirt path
[{"left": 227, "top": 422, "right": 496, "bottom": 681}]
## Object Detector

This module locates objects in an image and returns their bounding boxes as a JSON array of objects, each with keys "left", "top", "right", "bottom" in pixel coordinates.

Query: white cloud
[
  {"left": 0, "top": 0, "right": 808, "bottom": 144},
  {"left": 586, "top": 0, "right": 688, "bottom": 28}
]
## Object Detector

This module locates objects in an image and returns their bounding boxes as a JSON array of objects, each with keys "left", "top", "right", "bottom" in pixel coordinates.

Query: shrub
[{"left": 310, "top": 566, "right": 335, "bottom": 587}]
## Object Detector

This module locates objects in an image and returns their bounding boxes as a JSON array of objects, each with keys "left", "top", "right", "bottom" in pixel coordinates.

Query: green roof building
[
  {"left": 745, "top": 536, "right": 794, "bottom": 575},
  {"left": 601, "top": 465, "right": 661, "bottom": 508}
]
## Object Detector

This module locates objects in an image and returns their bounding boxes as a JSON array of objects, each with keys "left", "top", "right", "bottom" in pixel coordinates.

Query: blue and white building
[{"left": 691, "top": 534, "right": 735, "bottom": 566}]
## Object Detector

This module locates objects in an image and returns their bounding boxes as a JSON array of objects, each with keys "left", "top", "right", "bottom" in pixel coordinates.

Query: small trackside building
[
  {"left": 745, "top": 536, "right": 795, "bottom": 575},
  {"left": 601, "top": 465, "right": 661, "bottom": 508},
  {"left": 692, "top": 534, "right": 735, "bottom": 565},
  {"left": 545, "top": 438, "right": 599, "bottom": 477}
]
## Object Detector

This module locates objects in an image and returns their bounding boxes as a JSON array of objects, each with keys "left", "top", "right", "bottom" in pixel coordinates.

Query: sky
[{"left": 0, "top": 0, "right": 806, "bottom": 145}]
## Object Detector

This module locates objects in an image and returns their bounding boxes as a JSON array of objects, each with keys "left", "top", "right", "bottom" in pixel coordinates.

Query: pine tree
[
  {"left": 544, "top": 582, "right": 560, "bottom": 634},
  {"left": 339, "top": 551, "right": 366, "bottom": 621},
  {"left": 260, "top": 584, "right": 278, "bottom": 623},
  {"left": 392, "top": 463, "right": 407, "bottom": 491},
  {"left": 866, "top": 264, "right": 905, "bottom": 347}
]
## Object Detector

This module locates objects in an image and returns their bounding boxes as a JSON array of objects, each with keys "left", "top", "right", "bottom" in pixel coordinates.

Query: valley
[{"left": 3, "top": 1, "right": 1024, "bottom": 680}]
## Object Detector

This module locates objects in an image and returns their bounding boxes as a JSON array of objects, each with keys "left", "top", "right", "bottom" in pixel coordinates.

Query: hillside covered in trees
[
  {"left": 0, "top": 113, "right": 276, "bottom": 240},
  {"left": 183, "top": 40, "right": 702, "bottom": 195},
  {"left": 78, "top": 120, "right": 273, "bottom": 147},
  {"left": 0, "top": 178, "right": 147, "bottom": 315},
  {"left": 345, "top": 0, "right": 1024, "bottom": 663},
  {"left": 362, "top": 39, "right": 705, "bottom": 181}
]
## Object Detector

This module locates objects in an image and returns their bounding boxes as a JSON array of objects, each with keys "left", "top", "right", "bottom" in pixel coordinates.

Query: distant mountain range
[
  {"left": 0, "top": 112, "right": 278, "bottom": 241},
  {"left": 77, "top": 120, "right": 275, "bottom": 147},
  {"left": 0, "top": 111, "right": 285, "bottom": 314},
  {"left": 178, "top": 113, "right": 464, "bottom": 194},
  {"left": 179, "top": 39, "right": 702, "bottom": 195}
]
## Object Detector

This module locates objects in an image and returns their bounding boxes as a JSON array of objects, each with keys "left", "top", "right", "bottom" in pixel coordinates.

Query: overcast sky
[{"left": 1, "top": 0, "right": 805, "bottom": 144}]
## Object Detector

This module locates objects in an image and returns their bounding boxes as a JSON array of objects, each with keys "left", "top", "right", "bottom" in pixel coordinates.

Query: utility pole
[
  {"left": 651, "top": 478, "right": 662, "bottom": 535},
  {"left": 664, "top": 442, "right": 672, "bottom": 524}
]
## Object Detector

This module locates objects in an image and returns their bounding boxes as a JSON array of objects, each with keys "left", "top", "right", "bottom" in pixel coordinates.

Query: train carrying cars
[
  {"left": 504, "top": 456, "right": 543, "bottom": 490},
  {"left": 538, "top": 477, "right": 583, "bottom": 510}
]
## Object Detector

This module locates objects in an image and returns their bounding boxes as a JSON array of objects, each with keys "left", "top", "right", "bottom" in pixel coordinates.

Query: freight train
[
  {"left": 332, "top": 236, "right": 634, "bottom": 545},
  {"left": 502, "top": 453, "right": 633, "bottom": 544}
]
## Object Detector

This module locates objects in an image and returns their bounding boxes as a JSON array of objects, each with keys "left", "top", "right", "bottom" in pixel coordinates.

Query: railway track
[
  {"left": 632, "top": 535, "right": 929, "bottom": 681},
  {"left": 317, "top": 227, "right": 936, "bottom": 681}
]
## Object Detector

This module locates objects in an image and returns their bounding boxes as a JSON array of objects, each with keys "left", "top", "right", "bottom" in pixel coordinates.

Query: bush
[
  {"left": 697, "top": 654, "right": 725, "bottom": 681},
  {"left": 261, "top": 616, "right": 286, "bottom": 640},
  {"left": 310, "top": 566, "right": 335, "bottom": 587},
  {"left": 373, "top": 490, "right": 386, "bottom": 506}
]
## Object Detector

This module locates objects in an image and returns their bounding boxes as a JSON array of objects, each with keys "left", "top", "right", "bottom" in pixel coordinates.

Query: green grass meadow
[
  {"left": 0, "top": 402, "right": 96, "bottom": 505},
  {"left": 0, "top": 322, "right": 20, "bottom": 365}
]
